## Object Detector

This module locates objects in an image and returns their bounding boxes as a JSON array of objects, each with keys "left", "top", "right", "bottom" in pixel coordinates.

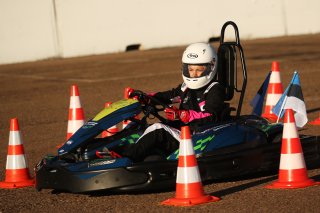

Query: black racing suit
[{"left": 120, "top": 81, "right": 225, "bottom": 162}]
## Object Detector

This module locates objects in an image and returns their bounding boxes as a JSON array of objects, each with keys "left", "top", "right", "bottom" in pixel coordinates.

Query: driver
[{"left": 114, "top": 42, "right": 225, "bottom": 162}]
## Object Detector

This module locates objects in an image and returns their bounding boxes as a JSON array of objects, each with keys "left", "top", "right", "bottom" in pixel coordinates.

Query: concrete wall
[
  {"left": 0, "top": 0, "right": 58, "bottom": 64},
  {"left": 0, "top": 0, "right": 319, "bottom": 64}
]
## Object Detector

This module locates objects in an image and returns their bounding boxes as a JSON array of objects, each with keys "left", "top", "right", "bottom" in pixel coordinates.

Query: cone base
[
  {"left": 309, "top": 118, "right": 320, "bottom": 125},
  {"left": 261, "top": 113, "right": 278, "bottom": 122},
  {"left": 0, "top": 178, "right": 34, "bottom": 189},
  {"left": 161, "top": 195, "right": 220, "bottom": 206},
  {"left": 265, "top": 179, "right": 319, "bottom": 189}
]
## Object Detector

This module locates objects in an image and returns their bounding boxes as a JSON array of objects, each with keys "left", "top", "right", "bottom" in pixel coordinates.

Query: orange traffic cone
[
  {"left": 66, "top": 84, "right": 85, "bottom": 139},
  {"left": 101, "top": 102, "right": 119, "bottom": 137},
  {"left": 161, "top": 126, "right": 220, "bottom": 206},
  {"left": 122, "top": 87, "right": 131, "bottom": 129},
  {"left": 265, "top": 109, "right": 318, "bottom": 189},
  {"left": 122, "top": 87, "right": 139, "bottom": 129},
  {"left": 122, "top": 120, "right": 130, "bottom": 130},
  {"left": 0, "top": 118, "right": 34, "bottom": 188},
  {"left": 309, "top": 114, "right": 320, "bottom": 125},
  {"left": 262, "top": 61, "right": 284, "bottom": 122},
  {"left": 57, "top": 85, "right": 85, "bottom": 148},
  {"left": 123, "top": 87, "right": 132, "bottom": 99}
]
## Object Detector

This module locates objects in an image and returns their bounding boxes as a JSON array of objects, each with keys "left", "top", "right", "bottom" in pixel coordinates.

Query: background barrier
[{"left": 1, "top": 0, "right": 319, "bottom": 65}]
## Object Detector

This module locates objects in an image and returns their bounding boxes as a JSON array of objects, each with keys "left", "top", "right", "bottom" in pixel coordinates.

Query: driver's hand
[
  {"left": 164, "top": 106, "right": 190, "bottom": 123},
  {"left": 128, "top": 89, "right": 150, "bottom": 104},
  {"left": 164, "top": 106, "right": 179, "bottom": 121}
]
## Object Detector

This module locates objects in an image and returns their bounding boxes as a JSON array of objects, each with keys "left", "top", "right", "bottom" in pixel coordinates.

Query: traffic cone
[
  {"left": 265, "top": 109, "right": 318, "bottom": 189},
  {"left": 122, "top": 87, "right": 131, "bottom": 129},
  {"left": 101, "top": 102, "right": 119, "bottom": 137},
  {"left": 161, "top": 126, "right": 220, "bottom": 206},
  {"left": 66, "top": 84, "right": 85, "bottom": 139},
  {"left": 262, "top": 61, "right": 284, "bottom": 122},
  {"left": 0, "top": 118, "right": 34, "bottom": 188},
  {"left": 57, "top": 85, "right": 85, "bottom": 148},
  {"left": 123, "top": 87, "right": 132, "bottom": 99},
  {"left": 122, "top": 119, "right": 130, "bottom": 130},
  {"left": 309, "top": 114, "right": 320, "bottom": 125},
  {"left": 122, "top": 87, "right": 139, "bottom": 129}
]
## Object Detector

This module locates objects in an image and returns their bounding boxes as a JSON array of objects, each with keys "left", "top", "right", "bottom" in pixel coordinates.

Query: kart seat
[{"left": 214, "top": 21, "right": 247, "bottom": 121}]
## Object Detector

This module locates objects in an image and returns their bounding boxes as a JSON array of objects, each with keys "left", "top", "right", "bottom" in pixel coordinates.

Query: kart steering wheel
[{"left": 129, "top": 90, "right": 171, "bottom": 123}]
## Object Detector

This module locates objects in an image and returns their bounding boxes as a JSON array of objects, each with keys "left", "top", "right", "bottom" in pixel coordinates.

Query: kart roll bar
[{"left": 216, "top": 21, "right": 248, "bottom": 118}]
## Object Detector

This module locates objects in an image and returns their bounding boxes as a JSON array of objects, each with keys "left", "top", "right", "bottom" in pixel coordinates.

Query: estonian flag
[
  {"left": 250, "top": 71, "right": 271, "bottom": 116},
  {"left": 272, "top": 71, "right": 308, "bottom": 127}
]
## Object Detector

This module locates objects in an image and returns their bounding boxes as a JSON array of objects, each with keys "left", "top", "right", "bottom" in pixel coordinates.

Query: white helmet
[{"left": 182, "top": 42, "right": 217, "bottom": 89}]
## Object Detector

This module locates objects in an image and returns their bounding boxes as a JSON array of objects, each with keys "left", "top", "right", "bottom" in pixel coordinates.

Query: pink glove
[{"left": 164, "top": 106, "right": 190, "bottom": 123}]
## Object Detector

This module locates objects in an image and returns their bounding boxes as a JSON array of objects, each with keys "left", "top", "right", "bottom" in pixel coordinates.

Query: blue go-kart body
[{"left": 34, "top": 99, "right": 320, "bottom": 193}]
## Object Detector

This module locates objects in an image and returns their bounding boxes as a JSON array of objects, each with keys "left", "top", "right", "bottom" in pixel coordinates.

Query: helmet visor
[{"left": 182, "top": 63, "right": 213, "bottom": 78}]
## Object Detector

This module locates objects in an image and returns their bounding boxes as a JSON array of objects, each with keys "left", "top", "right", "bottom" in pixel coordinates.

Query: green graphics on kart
[{"left": 93, "top": 99, "right": 139, "bottom": 121}]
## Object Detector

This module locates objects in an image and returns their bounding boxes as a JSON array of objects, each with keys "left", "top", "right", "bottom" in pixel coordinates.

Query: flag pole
[
  {"left": 276, "top": 95, "right": 288, "bottom": 123},
  {"left": 275, "top": 72, "right": 297, "bottom": 123}
]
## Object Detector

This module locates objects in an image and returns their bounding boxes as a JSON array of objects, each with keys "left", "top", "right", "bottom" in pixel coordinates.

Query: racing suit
[{"left": 120, "top": 80, "right": 225, "bottom": 162}]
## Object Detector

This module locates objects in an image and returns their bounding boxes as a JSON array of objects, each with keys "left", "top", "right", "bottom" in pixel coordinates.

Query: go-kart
[{"left": 34, "top": 21, "right": 320, "bottom": 193}]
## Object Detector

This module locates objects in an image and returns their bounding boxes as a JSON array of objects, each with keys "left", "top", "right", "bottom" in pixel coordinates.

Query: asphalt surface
[{"left": 0, "top": 34, "right": 320, "bottom": 212}]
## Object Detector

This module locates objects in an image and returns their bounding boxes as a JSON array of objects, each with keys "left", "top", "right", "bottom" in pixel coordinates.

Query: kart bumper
[{"left": 35, "top": 158, "right": 178, "bottom": 193}]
